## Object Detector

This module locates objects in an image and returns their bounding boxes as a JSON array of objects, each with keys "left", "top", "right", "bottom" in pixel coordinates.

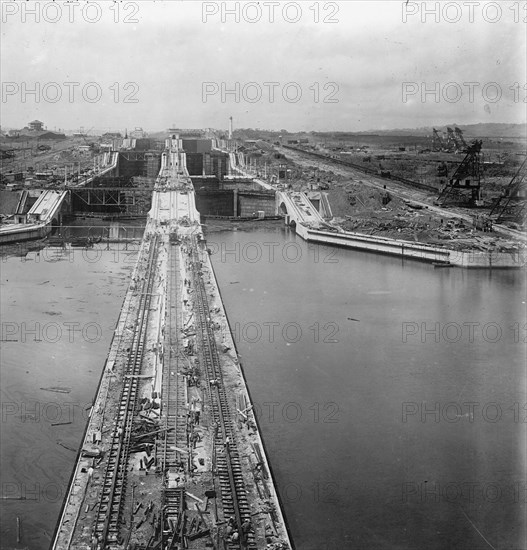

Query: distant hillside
[
  {"left": 136, "top": 123, "right": 527, "bottom": 140},
  {"left": 357, "top": 123, "right": 526, "bottom": 138}
]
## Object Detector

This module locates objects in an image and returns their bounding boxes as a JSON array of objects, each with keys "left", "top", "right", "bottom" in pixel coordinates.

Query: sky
[{"left": 1, "top": 0, "right": 526, "bottom": 133}]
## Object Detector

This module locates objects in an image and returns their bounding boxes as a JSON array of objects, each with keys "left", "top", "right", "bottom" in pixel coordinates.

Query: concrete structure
[
  {"left": 52, "top": 136, "right": 292, "bottom": 550},
  {"left": 277, "top": 191, "right": 326, "bottom": 228},
  {"left": 0, "top": 190, "right": 67, "bottom": 243},
  {"left": 276, "top": 190, "right": 524, "bottom": 268},
  {"left": 0, "top": 153, "right": 119, "bottom": 244}
]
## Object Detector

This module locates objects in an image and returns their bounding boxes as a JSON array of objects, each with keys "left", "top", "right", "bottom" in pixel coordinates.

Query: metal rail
[
  {"left": 282, "top": 144, "right": 437, "bottom": 193},
  {"left": 93, "top": 235, "right": 159, "bottom": 548},
  {"left": 161, "top": 244, "right": 187, "bottom": 473},
  {"left": 159, "top": 243, "right": 189, "bottom": 547},
  {"left": 188, "top": 237, "right": 255, "bottom": 549}
]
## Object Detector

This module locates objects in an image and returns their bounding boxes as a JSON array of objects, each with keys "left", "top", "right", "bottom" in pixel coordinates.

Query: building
[
  {"left": 28, "top": 120, "right": 44, "bottom": 131},
  {"left": 130, "top": 127, "right": 147, "bottom": 139}
]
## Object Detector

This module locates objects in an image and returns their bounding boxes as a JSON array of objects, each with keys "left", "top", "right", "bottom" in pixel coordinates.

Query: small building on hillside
[{"left": 28, "top": 120, "right": 44, "bottom": 131}]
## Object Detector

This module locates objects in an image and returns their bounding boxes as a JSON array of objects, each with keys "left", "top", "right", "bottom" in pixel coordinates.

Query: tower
[{"left": 228, "top": 116, "right": 233, "bottom": 140}]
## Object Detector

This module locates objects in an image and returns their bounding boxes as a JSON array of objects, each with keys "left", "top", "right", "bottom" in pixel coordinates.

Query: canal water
[
  {"left": 206, "top": 225, "right": 526, "bottom": 550},
  {"left": 0, "top": 223, "right": 525, "bottom": 549},
  {"left": 0, "top": 233, "right": 140, "bottom": 549}
]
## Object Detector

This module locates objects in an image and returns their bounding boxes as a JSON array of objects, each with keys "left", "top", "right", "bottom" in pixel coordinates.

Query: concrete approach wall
[{"left": 295, "top": 224, "right": 524, "bottom": 268}]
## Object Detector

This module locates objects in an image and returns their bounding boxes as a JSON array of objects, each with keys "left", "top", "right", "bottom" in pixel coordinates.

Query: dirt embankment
[{"left": 267, "top": 149, "right": 522, "bottom": 253}]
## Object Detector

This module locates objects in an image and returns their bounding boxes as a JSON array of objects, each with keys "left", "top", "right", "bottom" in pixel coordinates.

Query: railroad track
[
  {"left": 189, "top": 237, "right": 255, "bottom": 549},
  {"left": 160, "top": 243, "right": 188, "bottom": 473},
  {"left": 158, "top": 242, "right": 189, "bottom": 547},
  {"left": 93, "top": 235, "right": 159, "bottom": 548},
  {"left": 282, "top": 144, "right": 438, "bottom": 193}
]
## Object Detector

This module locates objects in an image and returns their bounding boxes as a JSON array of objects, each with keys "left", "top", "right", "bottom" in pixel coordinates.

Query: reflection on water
[
  {"left": 0, "top": 221, "right": 143, "bottom": 550},
  {"left": 207, "top": 225, "right": 526, "bottom": 550},
  {"left": 0, "top": 220, "right": 525, "bottom": 550}
]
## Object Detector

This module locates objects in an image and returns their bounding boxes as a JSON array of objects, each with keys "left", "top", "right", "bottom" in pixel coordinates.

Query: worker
[{"left": 242, "top": 519, "right": 251, "bottom": 534}]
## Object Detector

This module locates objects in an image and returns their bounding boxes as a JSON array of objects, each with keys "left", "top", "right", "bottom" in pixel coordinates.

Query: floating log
[{"left": 57, "top": 441, "right": 77, "bottom": 452}]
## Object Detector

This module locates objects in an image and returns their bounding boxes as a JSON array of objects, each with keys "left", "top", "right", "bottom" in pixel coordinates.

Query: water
[
  {"left": 0, "top": 242, "right": 138, "bottom": 550},
  {"left": 206, "top": 225, "right": 526, "bottom": 550},
  {"left": 0, "top": 224, "right": 525, "bottom": 549}
]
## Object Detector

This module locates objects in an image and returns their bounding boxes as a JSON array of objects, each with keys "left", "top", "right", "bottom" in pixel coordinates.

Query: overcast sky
[{"left": 1, "top": 0, "right": 526, "bottom": 133}]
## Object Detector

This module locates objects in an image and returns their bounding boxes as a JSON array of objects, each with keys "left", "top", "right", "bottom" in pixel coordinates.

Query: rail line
[
  {"left": 282, "top": 144, "right": 438, "bottom": 193},
  {"left": 92, "top": 235, "right": 159, "bottom": 548},
  {"left": 159, "top": 242, "right": 189, "bottom": 546},
  {"left": 161, "top": 243, "right": 188, "bottom": 472},
  {"left": 189, "top": 237, "right": 255, "bottom": 549}
]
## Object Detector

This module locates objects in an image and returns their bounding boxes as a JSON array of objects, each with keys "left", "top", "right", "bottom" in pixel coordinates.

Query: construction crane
[
  {"left": 436, "top": 140, "right": 483, "bottom": 207},
  {"left": 80, "top": 127, "right": 95, "bottom": 143},
  {"left": 445, "top": 128, "right": 457, "bottom": 152},
  {"left": 489, "top": 158, "right": 527, "bottom": 225},
  {"left": 432, "top": 128, "right": 444, "bottom": 151},
  {"left": 454, "top": 127, "right": 467, "bottom": 150}
]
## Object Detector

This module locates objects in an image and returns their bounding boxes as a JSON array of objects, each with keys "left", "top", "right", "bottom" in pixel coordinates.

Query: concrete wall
[
  {"left": 206, "top": 152, "right": 229, "bottom": 179},
  {"left": 309, "top": 198, "right": 320, "bottom": 211},
  {"left": 192, "top": 188, "right": 275, "bottom": 218},
  {"left": 117, "top": 152, "right": 161, "bottom": 179},
  {"left": 192, "top": 177, "right": 220, "bottom": 191},
  {"left": 0, "top": 190, "right": 22, "bottom": 215},
  {"left": 222, "top": 180, "right": 264, "bottom": 192},
  {"left": 186, "top": 153, "right": 203, "bottom": 176},
  {"left": 294, "top": 225, "right": 524, "bottom": 269},
  {"left": 186, "top": 151, "right": 229, "bottom": 179},
  {"left": 238, "top": 191, "right": 276, "bottom": 217},
  {"left": 194, "top": 190, "right": 234, "bottom": 216},
  {"left": 182, "top": 139, "right": 212, "bottom": 154},
  {"left": 146, "top": 153, "right": 161, "bottom": 178}
]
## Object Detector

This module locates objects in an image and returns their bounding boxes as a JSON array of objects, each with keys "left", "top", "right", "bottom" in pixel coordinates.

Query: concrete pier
[{"left": 52, "top": 143, "right": 292, "bottom": 549}]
